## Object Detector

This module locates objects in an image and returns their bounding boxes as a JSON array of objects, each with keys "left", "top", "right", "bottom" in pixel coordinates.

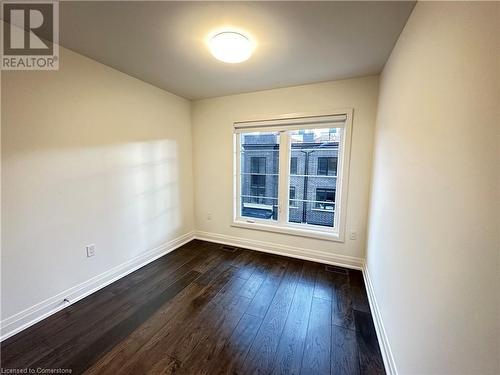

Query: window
[
  {"left": 289, "top": 186, "right": 296, "bottom": 207},
  {"left": 315, "top": 188, "right": 335, "bottom": 210},
  {"left": 251, "top": 157, "right": 266, "bottom": 173},
  {"left": 250, "top": 157, "right": 266, "bottom": 203},
  {"left": 290, "top": 157, "right": 298, "bottom": 175},
  {"left": 250, "top": 175, "right": 266, "bottom": 202},
  {"left": 317, "top": 157, "right": 337, "bottom": 176},
  {"left": 234, "top": 112, "right": 351, "bottom": 241}
]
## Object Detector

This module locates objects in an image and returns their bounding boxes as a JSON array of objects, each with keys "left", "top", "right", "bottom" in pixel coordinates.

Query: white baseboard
[
  {"left": 363, "top": 265, "right": 398, "bottom": 375},
  {"left": 0, "top": 231, "right": 195, "bottom": 342},
  {"left": 194, "top": 230, "right": 364, "bottom": 270}
]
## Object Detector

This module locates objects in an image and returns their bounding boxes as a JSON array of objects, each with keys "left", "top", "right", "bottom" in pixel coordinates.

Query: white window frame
[{"left": 232, "top": 109, "right": 353, "bottom": 242}]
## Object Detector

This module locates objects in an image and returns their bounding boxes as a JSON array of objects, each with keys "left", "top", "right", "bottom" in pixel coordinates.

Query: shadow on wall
[{"left": 1, "top": 139, "right": 181, "bottom": 319}]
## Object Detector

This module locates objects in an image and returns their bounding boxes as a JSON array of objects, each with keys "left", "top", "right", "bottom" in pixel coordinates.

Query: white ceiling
[{"left": 57, "top": 1, "right": 415, "bottom": 99}]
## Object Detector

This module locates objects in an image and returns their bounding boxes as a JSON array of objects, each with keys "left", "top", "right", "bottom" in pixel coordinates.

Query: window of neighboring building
[
  {"left": 317, "top": 157, "right": 337, "bottom": 176},
  {"left": 315, "top": 188, "right": 335, "bottom": 211},
  {"left": 250, "top": 156, "right": 267, "bottom": 202},
  {"left": 251, "top": 157, "right": 266, "bottom": 174},
  {"left": 289, "top": 186, "right": 296, "bottom": 207},
  {"left": 250, "top": 174, "right": 266, "bottom": 202},
  {"left": 234, "top": 112, "right": 352, "bottom": 241},
  {"left": 290, "top": 157, "right": 298, "bottom": 175}
]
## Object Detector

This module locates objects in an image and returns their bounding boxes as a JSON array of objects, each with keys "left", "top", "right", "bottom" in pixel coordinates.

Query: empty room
[{"left": 1, "top": 1, "right": 499, "bottom": 374}]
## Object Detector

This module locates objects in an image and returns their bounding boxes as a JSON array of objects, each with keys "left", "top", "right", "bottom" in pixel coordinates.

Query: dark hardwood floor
[{"left": 0, "top": 240, "right": 385, "bottom": 375}]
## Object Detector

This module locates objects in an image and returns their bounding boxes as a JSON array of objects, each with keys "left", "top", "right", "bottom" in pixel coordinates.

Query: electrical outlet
[
  {"left": 349, "top": 231, "right": 357, "bottom": 240},
  {"left": 86, "top": 244, "right": 96, "bottom": 257},
  {"left": 207, "top": 212, "right": 212, "bottom": 221}
]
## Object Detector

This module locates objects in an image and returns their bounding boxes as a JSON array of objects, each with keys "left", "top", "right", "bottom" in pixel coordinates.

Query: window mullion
[{"left": 277, "top": 131, "right": 290, "bottom": 226}]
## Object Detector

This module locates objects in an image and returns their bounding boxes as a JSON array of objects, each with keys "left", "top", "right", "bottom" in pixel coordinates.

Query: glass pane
[
  {"left": 289, "top": 200, "right": 334, "bottom": 227},
  {"left": 287, "top": 127, "right": 342, "bottom": 228},
  {"left": 240, "top": 131, "right": 280, "bottom": 221}
]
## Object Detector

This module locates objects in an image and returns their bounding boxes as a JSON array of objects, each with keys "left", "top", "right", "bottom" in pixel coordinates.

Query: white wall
[
  {"left": 1, "top": 47, "right": 194, "bottom": 322},
  {"left": 366, "top": 2, "right": 500, "bottom": 374},
  {"left": 192, "top": 76, "right": 379, "bottom": 260}
]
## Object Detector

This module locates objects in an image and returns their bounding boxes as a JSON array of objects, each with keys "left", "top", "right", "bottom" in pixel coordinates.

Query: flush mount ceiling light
[{"left": 208, "top": 31, "right": 253, "bottom": 63}]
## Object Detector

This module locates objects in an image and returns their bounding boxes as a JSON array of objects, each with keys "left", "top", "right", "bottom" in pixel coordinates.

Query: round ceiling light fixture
[{"left": 208, "top": 31, "right": 253, "bottom": 63}]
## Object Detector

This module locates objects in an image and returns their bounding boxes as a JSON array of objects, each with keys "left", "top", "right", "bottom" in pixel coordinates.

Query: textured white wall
[
  {"left": 1, "top": 47, "right": 194, "bottom": 320},
  {"left": 366, "top": 2, "right": 500, "bottom": 374},
  {"left": 192, "top": 76, "right": 379, "bottom": 259}
]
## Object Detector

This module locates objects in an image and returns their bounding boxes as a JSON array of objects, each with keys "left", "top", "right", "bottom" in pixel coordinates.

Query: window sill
[{"left": 231, "top": 220, "right": 344, "bottom": 242}]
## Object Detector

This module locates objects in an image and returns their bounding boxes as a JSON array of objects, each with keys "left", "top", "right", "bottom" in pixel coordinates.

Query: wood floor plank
[
  {"left": 298, "top": 261, "right": 319, "bottom": 285},
  {"left": 37, "top": 250, "right": 207, "bottom": 356},
  {"left": 230, "top": 250, "right": 258, "bottom": 279},
  {"left": 35, "top": 270, "right": 200, "bottom": 373},
  {"left": 176, "top": 294, "right": 252, "bottom": 374},
  {"left": 205, "top": 313, "right": 263, "bottom": 375},
  {"left": 354, "top": 310, "right": 385, "bottom": 375},
  {"left": 239, "top": 272, "right": 266, "bottom": 299},
  {"left": 331, "top": 324, "right": 360, "bottom": 375},
  {"left": 301, "top": 297, "right": 332, "bottom": 375},
  {"left": 95, "top": 267, "right": 239, "bottom": 374},
  {"left": 88, "top": 266, "right": 236, "bottom": 375},
  {"left": 110, "top": 346, "right": 180, "bottom": 375},
  {"left": 109, "top": 243, "right": 199, "bottom": 293},
  {"left": 271, "top": 281, "right": 314, "bottom": 375},
  {"left": 192, "top": 246, "right": 228, "bottom": 273},
  {"left": 242, "top": 260, "right": 302, "bottom": 374},
  {"left": 37, "top": 251, "right": 207, "bottom": 365},
  {"left": 331, "top": 273, "right": 355, "bottom": 330},
  {"left": 0, "top": 337, "right": 53, "bottom": 371},
  {"left": 84, "top": 280, "right": 206, "bottom": 375},
  {"left": 349, "top": 270, "right": 371, "bottom": 313},
  {"left": 167, "top": 275, "right": 249, "bottom": 361},
  {"left": 194, "top": 251, "right": 239, "bottom": 285},
  {"left": 245, "top": 257, "right": 288, "bottom": 318},
  {"left": 237, "top": 253, "right": 274, "bottom": 299},
  {"left": 313, "top": 266, "right": 334, "bottom": 301},
  {"left": 117, "top": 272, "right": 245, "bottom": 369}
]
